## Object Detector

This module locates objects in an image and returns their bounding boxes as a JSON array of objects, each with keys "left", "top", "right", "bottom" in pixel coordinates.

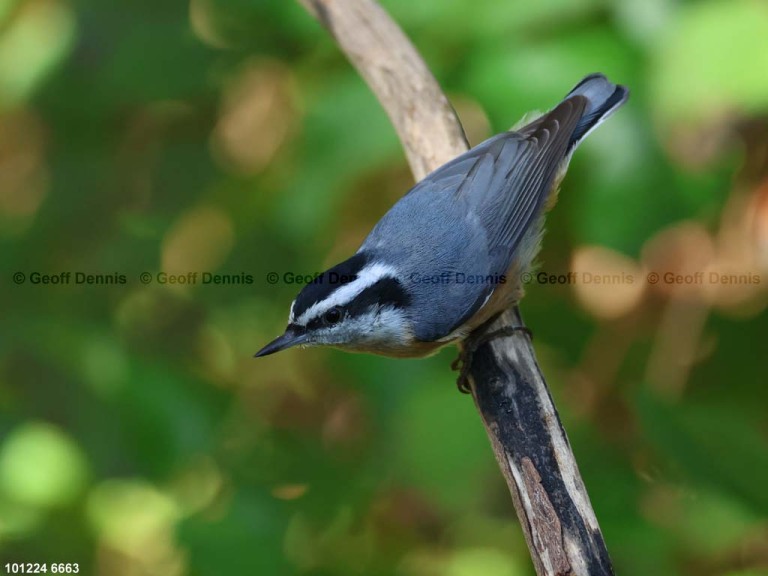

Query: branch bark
[{"left": 296, "top": 1, "right": 614, "bottom": 574}]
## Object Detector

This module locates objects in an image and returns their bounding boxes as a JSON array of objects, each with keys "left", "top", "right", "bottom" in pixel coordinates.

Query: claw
[{"left": 452, "top": 324, "right": 533, "bottom": 395}]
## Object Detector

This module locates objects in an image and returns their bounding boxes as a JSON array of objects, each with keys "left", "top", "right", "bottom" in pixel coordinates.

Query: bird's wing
[
  {"left": 422, "top": 96, "right": 587, "bottom": 277},
  {"left": 361, "top": 97, "right": 589, "bottom": 341}
]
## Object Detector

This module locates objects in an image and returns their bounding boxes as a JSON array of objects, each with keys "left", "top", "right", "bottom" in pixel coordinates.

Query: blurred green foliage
[{"left": 1, "top": 0, "right": 768, "bottom": 575}]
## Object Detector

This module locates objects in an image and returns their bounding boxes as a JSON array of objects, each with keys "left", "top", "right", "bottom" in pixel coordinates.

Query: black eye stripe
[
  {"left": 345, "top": 277, "right": 410, "bottom": 316},
  {"left": 287, "top": 323, "right": 306, "bottom": 334},
  {"left": 302, "top": 278, "right": 409, "bottom": 328},
  {"left": 308, "top": 306, "right": 344, "bottom": 329},
  {"left": 291, "top": 253, "right": 369, "bottom": 319}
]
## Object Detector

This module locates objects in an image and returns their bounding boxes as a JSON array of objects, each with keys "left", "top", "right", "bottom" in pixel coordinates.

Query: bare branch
[
  {"left": 296, "top": 1, "right": 615, "bottom": 574},
  {"left": 467, "top": 308, "right": 613, "bottom": 575}
]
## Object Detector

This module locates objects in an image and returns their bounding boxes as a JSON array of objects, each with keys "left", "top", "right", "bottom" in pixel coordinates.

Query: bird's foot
[{"left": 451, "top": 325, "right": 533, "bottom": 394}]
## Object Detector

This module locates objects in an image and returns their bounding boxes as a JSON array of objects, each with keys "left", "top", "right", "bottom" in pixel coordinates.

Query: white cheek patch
[
  {"left": 372, "top": 307, "right": 412, "bottom": 344},
  {"left": 295, "top": 263, "right": 398, "bottom": 326},
  {"left": 311, "top": 305, "right": 412, "bottom": 348}
]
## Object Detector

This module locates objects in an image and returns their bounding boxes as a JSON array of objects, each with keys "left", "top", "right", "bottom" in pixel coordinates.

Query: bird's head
[{"left": 255, "top": 253, "right": 414, "bottom": 357}]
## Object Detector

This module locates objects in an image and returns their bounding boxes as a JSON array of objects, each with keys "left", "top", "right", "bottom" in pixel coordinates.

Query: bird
[{"left": 256, "top": 73, "right": 628, "bottom": 364}]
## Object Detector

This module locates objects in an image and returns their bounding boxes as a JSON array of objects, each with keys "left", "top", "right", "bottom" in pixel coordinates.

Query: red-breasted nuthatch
[{"left": 256, "top": 74, "right": 629, "bottom": 359}]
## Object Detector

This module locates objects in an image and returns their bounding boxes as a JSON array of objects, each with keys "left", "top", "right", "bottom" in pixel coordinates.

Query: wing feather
[
  {"left": 362, "top": 95, "right": 591, "bottom": 341},
  {"left": 422, "top": 96, "right": 587, "bottom": 278}
]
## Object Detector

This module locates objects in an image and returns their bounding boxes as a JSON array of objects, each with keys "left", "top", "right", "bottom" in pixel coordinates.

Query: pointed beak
[{"left": 254, "top": 326, "right": 308, "bottom": 358}]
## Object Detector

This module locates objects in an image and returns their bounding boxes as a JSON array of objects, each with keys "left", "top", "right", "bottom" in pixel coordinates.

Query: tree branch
[{"left": 296, "top": 1, "right": 614, "bottom": 574}]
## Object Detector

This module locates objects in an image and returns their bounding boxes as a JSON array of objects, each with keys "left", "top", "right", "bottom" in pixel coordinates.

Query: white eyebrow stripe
[
  {"left": 288, "top": 300, "right": 296, "bottom": 323},
  {"left": 295, "top": 263, "right": 398, "bottom": 325}
]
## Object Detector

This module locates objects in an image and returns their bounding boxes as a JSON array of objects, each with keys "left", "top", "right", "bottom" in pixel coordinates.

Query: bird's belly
[{"left": 338, "top": 338, "right": 448, "bottom": 358}]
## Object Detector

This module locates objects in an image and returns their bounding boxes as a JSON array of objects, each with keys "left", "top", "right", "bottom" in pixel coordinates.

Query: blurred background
[{"left": 1, "top": 0, "right": 767, "bottom": 574}]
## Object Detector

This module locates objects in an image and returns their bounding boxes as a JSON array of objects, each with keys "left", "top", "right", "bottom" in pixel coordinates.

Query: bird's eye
[{"left": 323, "top": 307, "right": 343, "bottom": 325}]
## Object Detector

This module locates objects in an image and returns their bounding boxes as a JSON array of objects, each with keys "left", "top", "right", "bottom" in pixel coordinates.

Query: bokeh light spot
[
  {"left": 0, "top": 422, "right": 88, "bottom": 508},
  {"left": 571, "top": 245, "right": 645, "bottom": 319},
  {"left": 0, "top": 0, "right": 77, "bottom": 106},
  {"left": 161, "top": 205, "right": 234, "bottom": 281}
]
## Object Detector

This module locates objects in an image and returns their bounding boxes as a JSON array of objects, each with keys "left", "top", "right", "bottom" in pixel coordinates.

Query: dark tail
[{"left": 565, "top": 73, "right": 629, "bottom": 148}]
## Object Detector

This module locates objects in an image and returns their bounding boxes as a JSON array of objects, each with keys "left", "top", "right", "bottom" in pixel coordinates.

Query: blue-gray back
[{"left": 360, "top": 74, "right": 629, "bottom": 341}]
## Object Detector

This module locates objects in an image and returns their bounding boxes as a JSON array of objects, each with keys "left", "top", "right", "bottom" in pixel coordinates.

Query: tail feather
[{"left": 565, "top": 73, "right": 629, "bottom": 148}]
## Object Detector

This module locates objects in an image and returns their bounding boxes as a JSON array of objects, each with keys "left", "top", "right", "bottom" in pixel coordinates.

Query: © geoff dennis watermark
[
  {"left": 521, "top": 270, "right": 762, "bottom": 286},
  {"left": 266, "top": 270, "right": 509, "bottom": 286},
  {"left": 265, "top": 269, "right": 764, "bottom": 287},
  {"left": 9, "top": 269, "right": 762, "bottom": 288},
  {"left": 10, "top": 271, "right": 254, "bottom": 286}
]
